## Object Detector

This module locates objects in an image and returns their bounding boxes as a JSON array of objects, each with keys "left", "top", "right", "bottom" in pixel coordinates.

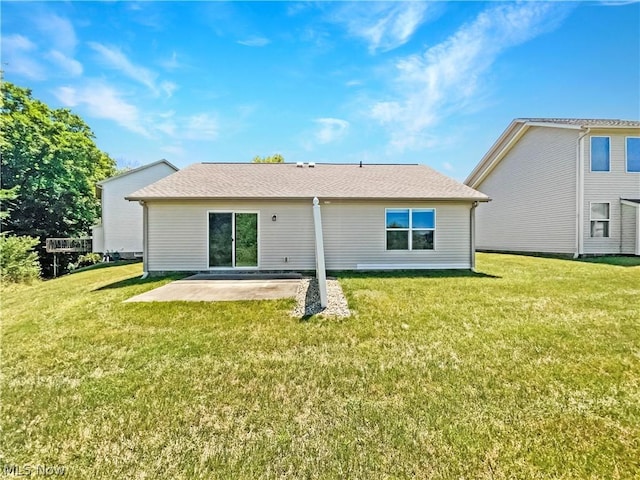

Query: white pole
[{"left": 312, "top": 197, "right": 328, "bottom": 308}]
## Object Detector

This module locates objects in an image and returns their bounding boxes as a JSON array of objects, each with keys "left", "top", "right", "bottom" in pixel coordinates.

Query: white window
[
  {"left": 627, "top": 137, "right": 640, "bottom": 173},
  {"left": 386, "top": 208, "right": 435, "bottom": 250},
  {"left": 590, "top": 203, "right": 610, "bottom": 238},
  {"left": 591, "top": 137, "right": 610, "bottom": 172}
]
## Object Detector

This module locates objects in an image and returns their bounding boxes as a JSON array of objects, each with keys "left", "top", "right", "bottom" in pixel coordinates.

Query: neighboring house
[
  {"left": 465, "top": 118, "right": 640, "bottom": 257},
  {"left": 92, "top": 160, "right": 178, "bottom": 258},
  {"left": 125, "top": 162, "right": 489, "bottom": 274}
]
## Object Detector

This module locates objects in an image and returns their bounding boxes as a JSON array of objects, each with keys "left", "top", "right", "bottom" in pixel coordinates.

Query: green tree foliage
[
  {"left": 0, "top": 234, "right": 41, "bottom": 283},
  {"left": 252, "top": 154, "right": 284, "bottom": 163},
  {"left": 1, "top": 82, "right": 116, "bottom": 275},
  {"left": 0, "top": 186, "right": 19, "bottom": 222}
]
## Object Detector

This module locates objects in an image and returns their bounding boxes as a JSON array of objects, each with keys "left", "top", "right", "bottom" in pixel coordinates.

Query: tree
[
  {"left": 252, "top": 154, "right": 284, "bottom": 163},
  {"left": 1, "top": 81, "right": 116, "bottom": 276},
  {"left": 0, "top": 186, "right": 19, "bottom": 222}
]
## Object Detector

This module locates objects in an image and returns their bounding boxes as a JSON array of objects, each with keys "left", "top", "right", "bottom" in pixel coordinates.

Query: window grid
[
  {"left": 385, "top": 208, "right": 435, "bottom": 251},
  {"left": 589, "top": 202, "right": 610, "bottom": 238}
]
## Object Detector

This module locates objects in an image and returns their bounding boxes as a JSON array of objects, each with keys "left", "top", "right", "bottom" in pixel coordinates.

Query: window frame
[
  {"left": 207, "top": 210, "right": 260, "bottom": 269},
  {"left": 589, "top": 202, "right": 611, "bottom": 238},
  {"left": 590, "top": 136, "right": 611, "bottom": 173},
  {"left": 384, "top": 208, "right": 436, "bottom": 251},
  {"left": 626, "top": 136, "right": 640, "bottom": 173}
]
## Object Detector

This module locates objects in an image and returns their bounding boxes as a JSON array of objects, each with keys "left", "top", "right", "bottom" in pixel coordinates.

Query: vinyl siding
[
  {"left": 621, "top": 204, "right": 638, "bottom": 255},
  {"left": 474, "top": 126, "right": 577, "bottom": 254},
  {"left": 583, "top": 131, "right": 640, "bottom": 254},
  {"left": 145, "top": 199, "right": 473, "bottom": 272},
  {"left": 91, "top": 225, "right": 104, "bottom": 253},
  {"left": 322, "top": 200, "right": 471, "bottom": 269},
  {"left": 100, "top": 163, "right": 176, "bottom": 254}
]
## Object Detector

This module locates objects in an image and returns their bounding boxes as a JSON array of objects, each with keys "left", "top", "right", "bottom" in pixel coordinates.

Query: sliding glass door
[{"left": 208, "top": 212, "right": 258, "bottom": 268}]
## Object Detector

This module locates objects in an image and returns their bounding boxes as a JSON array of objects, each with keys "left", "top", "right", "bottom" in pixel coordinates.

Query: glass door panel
[
  {"left": 234, "top": 213, "right": 258, "bottom": 267},
  {"left": 209, "top": 213, "right": 232, "bottom": 267}
]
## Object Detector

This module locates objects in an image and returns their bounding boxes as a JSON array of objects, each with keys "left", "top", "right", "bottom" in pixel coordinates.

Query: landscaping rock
[{"left": 292, "top": 277, "right": 351, "bottom": 318}]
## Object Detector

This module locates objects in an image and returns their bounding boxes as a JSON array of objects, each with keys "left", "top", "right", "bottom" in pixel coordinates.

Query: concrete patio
[{"left": 124, "top": 274, "right": 302, "bottom": 302}]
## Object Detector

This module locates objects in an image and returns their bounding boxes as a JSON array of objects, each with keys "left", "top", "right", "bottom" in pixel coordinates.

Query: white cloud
[
  {"left": 161, "top": 144, "right": 185, "bottom": 157},
  {"left": 34, "top": 12, "right": 77, "bottom": 52},
  {"left": 1, "top": 34, "right": 46, "bottom": 80},
  {"left": 237, "top": 36, "right": 271, "bottom": 47},
  {"left": 314, "top": 118, "right": 350, "bottom": 144},
  {"left": 183, "top": 114, "right": 219, "bottom": 140},
  {"left": 54, "top": 83, "right": 149, "bottom": 136},
  {"left": 88, "top": 42, "right": 173, "bottom": 97},
  {"left": 370, "top": 2, "right": 572, "bottom": 151},
  {"left": 46, "top": 50, "right": 83, "bottom": 76},
  {"left": 160, "top": 51, "right": 182, "bottom": 71},
  {"left": 331, "top": 2, "right": 433, "bottom": 53}
]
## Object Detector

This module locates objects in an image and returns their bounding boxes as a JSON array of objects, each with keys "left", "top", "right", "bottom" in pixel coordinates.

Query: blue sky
[{"left": 2, "top": 1, "right": 639, "bottom": 180}]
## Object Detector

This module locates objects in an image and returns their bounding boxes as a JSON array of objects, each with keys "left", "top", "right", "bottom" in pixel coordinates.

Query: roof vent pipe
[
  {"left": 296, "top": 162, "right": 304, "bottom": 168},
  {"left": 309, "top": 162, "right": 315, "bottom": 168},
  {"left": 359, "top": 161, "right": 362, "bottom": 168}
]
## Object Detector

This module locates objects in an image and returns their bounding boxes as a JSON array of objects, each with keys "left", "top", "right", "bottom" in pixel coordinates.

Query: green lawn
[{"left": 2, "top": 254, "right": 639, "bottom": 479}]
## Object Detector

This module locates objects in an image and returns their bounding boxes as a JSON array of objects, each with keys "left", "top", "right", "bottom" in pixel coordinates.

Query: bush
[
  {"left": 76, "top": 252, "right": 102, "bottom": 268},
  {"left": 0, "top": 234, "right": 41, "bottom": 284}
]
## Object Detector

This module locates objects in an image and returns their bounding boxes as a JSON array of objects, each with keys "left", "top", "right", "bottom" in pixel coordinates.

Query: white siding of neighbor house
[
  {"left": 91, "top": 224, "right": 104, "bottom": 253},
  {"left": 621, "top": 204, "right": 638, "bottom": 255},
  {"left": 474, "top": 126, "right": 577, "bottom": 254},
  {"left": 145, "top": 199, "right": 473, "bottom": 272},
  {"left": 583, "top": 131, "right": 640, "bottom": 254},
  {"left": 98, "top": 163, "right": 177, "bottom": 254}
]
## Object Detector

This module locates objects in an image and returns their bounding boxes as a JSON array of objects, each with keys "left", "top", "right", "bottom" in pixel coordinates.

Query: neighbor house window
[
  {"left": 386, "top": 208, "right": 435, "bottom": 250},
  {"left": 591, "top": 137, "right": 610, "bottom": 172},
  {"left": 590, "top": 203, "right": 610, "bottom": 238},
  {"left": 627, "top": 137, "right": 640, "bottom": 172}
]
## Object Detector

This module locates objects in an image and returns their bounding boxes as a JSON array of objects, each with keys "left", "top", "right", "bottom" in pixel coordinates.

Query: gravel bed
[{"left": 291, "top": 277, "right": 351, "bottom": 318}]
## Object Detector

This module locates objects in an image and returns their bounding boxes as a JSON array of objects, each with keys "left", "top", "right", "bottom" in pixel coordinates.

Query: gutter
[
  {"left": 575, "top": 127, "right": 591, "bottom": 258},
  {"left": 470, "top": 201, "right": 479, "bottom": 271},
  {"left": 140, "top": 200, "right": 149, "bottom": 278}
]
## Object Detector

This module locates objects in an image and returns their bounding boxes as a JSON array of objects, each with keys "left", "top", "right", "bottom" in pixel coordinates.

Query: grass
[{"left": 1, "top": 253, "right": 639, "bottom": 479}]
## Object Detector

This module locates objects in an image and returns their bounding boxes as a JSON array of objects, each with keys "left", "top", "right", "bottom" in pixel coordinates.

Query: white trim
[
  {"left": 589, "top": 201, "right": 611, "bottom": 238},
  {"left": 625, "top": 136, "right": 640, "bottom": 173},
  {"left": 97, "top": 159, "right": 178, "bottom": 186},
  {"left": 621, "top": 200, "right": 640, "bottom": 208},
  {"left": 356, "top": 263, "right": 470, "bottom": 270},
  {"left": 207, "top": 210, "right": 260, "bottom": 270},
  {"left": 465, "top": 121, "right": 528, "bottom": 188},
  {"left": 384, "top": 207, "right": 436, "bottom": 251},
  {"left": 590, "top": 136, "right": 611, "bottom": 173}
]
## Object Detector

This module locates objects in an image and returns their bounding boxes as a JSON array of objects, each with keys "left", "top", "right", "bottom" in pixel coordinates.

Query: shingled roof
[
  {"left": 515, "top": 118, "right": 640, "bottom": 128},
  {"left": 126, "top": 163, "right": 489, "bottom": 201}
]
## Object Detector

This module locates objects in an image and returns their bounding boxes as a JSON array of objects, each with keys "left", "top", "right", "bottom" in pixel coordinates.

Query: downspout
[
  {"left": 575, "top": 128, "right": 590, "bottom": 258},
  {"left": 470, "top": 201, "right": 478, "bottom": 271},
  {"left": 140, "top": 200, "right": 149, "bottom": 279},
  {"left": 312, "top": 197, "right": 328, "bottom": 308}
]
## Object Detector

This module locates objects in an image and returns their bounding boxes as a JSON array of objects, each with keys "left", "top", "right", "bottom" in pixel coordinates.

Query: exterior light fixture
[{"left": 272, "top": 215, "right": 277, "bottom": 222}]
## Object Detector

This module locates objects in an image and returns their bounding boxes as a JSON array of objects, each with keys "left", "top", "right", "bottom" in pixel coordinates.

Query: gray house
[
  {"left": 126, "top": 162, "right": 489, "bottom": 274},
  {"left": 465, "top": 118, "right": 640, "bottom": 256}
]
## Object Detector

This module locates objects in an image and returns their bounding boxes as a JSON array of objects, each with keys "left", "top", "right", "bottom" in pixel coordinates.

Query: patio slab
[{"left": 124, "top": 278, "right": 301, "bottom": 302}]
